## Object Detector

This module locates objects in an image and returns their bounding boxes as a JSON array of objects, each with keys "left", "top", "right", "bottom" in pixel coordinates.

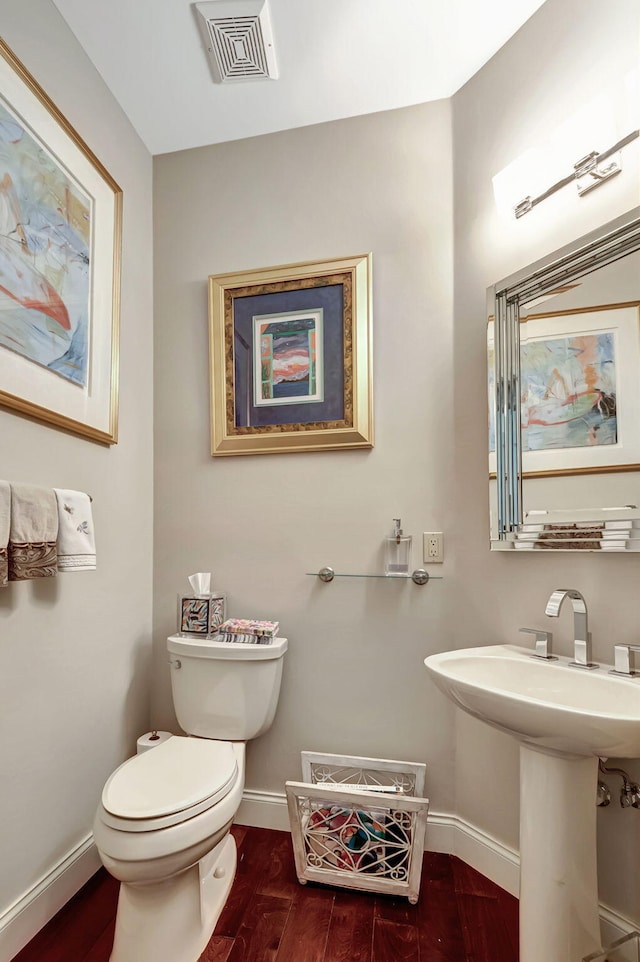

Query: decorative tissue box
[{"left": 178, "top": 594, "right": 226, "bottom": 637}]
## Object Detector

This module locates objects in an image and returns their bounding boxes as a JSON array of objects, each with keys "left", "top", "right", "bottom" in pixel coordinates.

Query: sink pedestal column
[{"left": 519, "top": 746, "right": 601, "bottom": 962}]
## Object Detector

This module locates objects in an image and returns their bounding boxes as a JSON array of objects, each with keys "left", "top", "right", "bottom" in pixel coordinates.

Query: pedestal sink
[{"left": 424, "top": 644, "right": 640, "bottom": 962}]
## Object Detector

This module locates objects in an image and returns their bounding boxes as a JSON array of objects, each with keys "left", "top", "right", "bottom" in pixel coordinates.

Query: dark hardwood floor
[{"left": 12, "top": 826, "right": 519, "bottom": 962}]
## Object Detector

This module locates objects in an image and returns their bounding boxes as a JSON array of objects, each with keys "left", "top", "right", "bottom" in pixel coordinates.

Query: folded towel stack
[
  {"left": 0, "top": 481, "right": 9, "bottom": 586},
  {"left": 8, "top": 483, "right": 58, "bottom": 580},
  {"left": 54, "top": 489, "right": 96, "bottom": 571}
]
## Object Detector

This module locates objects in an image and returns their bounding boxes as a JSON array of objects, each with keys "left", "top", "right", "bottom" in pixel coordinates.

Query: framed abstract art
[
  {"left": 208, "top": 254, "right": 373, "bottom": 456},
  {"left": 488, "top": 302, "right": 640, "bottom": 478},
  {"left": 519, "top": 302, "right": 640, "bottom": 477},
  {"left": 0, "top": 39, "right": 122, "bottom": 443}
]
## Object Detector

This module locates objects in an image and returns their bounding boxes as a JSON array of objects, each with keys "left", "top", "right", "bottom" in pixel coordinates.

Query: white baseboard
[
  {"left": 426, "top": 810, "right": 521, "bottom": 897},
  {"left": 0, "top": 834, "right": 100, "bottom": 962},
  {"left": 236, "top": 789, "right": 291, "bottom": 831},
  {"left": 3, "top": 792, "right": 636, "bottom": 961},
  {"left": 599, "top": 903, "right": 640, "bottom": 947},
  {"left": 235, "top": 789, "right": 638, "bottom": 943}
]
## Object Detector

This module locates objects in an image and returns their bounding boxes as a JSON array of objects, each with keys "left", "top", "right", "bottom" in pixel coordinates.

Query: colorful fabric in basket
[{"left": 306, "top": 806, "right": 389, "bottom": 874}]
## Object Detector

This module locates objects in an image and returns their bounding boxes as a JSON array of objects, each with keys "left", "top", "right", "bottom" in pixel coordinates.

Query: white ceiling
[{"left": 51, "top": 0, "right": 547, "bottom": 156}]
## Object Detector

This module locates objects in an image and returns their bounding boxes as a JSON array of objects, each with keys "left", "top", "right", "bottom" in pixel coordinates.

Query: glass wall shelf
[
  {"left": 583, "top": 931, "right": 640, "bottom": 961},
  {"left": 306, "top": 567, "right": 442, "bottom": 585}
]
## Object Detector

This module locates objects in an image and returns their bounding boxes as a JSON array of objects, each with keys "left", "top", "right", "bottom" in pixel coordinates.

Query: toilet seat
[{"left": 100, "top": 736, "right": 238, "bottom": 832}]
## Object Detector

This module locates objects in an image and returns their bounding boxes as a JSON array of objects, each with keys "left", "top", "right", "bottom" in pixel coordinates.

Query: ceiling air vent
[{"left": 195, "top": 0, "right": 278, "bottom": 83}]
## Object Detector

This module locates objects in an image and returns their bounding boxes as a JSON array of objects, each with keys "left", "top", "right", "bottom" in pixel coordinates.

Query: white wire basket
[{"left": 285, "top": 752, "right": 429, "bottom": 903}]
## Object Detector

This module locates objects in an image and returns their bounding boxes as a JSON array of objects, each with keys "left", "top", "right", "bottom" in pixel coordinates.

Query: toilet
[{"left": 93, "top": 633, "right": 288, "bottom": 962}]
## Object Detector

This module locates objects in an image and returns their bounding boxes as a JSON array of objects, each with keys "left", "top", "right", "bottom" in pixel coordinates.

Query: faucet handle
[
  {"left": 519, "top": 628, "right": 557, "bottom": 661},
  {"left": 610, "top": 645, "right": 640, "bottom": 677}
]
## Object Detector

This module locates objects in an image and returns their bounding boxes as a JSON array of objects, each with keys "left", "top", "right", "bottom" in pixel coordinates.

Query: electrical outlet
[{"left": 423, "top": 532, "right": 444, "bottom": 563}]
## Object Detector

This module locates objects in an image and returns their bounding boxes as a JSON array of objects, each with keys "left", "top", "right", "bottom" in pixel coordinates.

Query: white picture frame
[{"left": 489, "top": 302, "right": 640, "bottom": 478}]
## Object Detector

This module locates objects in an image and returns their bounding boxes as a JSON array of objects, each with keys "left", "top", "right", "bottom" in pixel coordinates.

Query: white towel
[
  {"left": 0, "top": 481, "right": 9, "bottom": 586},
  {"left": 8, "top": 483, "right": 58, "bottom": 580},
  {"left": 54, "top": 489, "right": 96, "bottom": 571}
]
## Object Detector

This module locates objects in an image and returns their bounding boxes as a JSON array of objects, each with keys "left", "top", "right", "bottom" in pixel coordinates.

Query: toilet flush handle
[{"left": 168, "top": 658, "right": 182, "bottom": 669}]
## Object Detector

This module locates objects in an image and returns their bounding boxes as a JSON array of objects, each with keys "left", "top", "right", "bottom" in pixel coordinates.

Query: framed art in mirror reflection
[{"left": 490, "top": 301, "right": 640, "bottom": 478}]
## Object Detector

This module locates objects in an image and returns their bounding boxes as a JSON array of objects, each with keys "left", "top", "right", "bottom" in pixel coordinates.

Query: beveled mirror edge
[{"left": 493, "top": 206, "right": 640, "bottom": 301}]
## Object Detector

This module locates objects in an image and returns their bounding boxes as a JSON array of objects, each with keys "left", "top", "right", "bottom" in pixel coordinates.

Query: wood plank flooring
[{"left": 12, "top": 826, "right": 518, "bottom": 962}]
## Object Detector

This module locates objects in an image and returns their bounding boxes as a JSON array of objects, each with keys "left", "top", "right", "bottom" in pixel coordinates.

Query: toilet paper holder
[{"left": 136, "top": 730, "right": 173, "bottom": 753}]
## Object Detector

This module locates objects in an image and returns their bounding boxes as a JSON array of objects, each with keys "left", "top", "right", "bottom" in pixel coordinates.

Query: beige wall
[
  {"left": 452, "top": 0, "right": 640, "bottom": 921},
  {"left": 0, "top": 0, "right": 154, "bottom": 933},
  {"left": 152, "top": 102, "right": 456, "bottom": 810},
  {"left": 5, "top": 0, "right": 639, "bottom": 945}
]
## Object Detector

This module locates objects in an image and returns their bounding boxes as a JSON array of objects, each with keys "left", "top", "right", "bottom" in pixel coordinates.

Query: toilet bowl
[
  {"left": 94, "top": 737, "right": 244, "bottom": 882},
  {"left": 93, "top": 634, "right": 287, "bottom": 962}
]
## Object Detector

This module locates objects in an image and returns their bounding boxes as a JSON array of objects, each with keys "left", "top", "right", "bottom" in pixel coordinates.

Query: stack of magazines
[{"left": 215, "top": 619, "right": 279, "bottom": 644}]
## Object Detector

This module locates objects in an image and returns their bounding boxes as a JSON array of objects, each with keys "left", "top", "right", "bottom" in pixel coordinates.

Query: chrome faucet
[
  {"left": 610, "top": 645, "right": 640, "bottom": 677},
  {"left": 545, "top": 588, "right": 598, "bottom": 669},
  {"left": 519, "top": 628, "right": 556, "bottom": 660}
]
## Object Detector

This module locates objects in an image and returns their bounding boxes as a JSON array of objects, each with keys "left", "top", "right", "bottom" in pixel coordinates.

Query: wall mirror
[{"left": 488, "top": 207, "right": 640, "bottom": 550}]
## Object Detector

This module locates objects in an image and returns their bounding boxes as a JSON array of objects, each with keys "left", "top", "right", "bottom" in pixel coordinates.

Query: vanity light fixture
[{"left": 514, "top": 129, "right": 639, "bottom": 218}]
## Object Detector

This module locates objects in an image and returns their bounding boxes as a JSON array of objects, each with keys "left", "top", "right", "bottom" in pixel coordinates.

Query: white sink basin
[
  {"left": 424, "top": 644, "right": 640, "bottom": 757},
  {"left": 424, "top": 642, "right": 640, "bottom": 960}
]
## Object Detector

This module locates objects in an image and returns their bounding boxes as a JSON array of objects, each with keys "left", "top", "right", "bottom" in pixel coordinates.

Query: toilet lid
[{"left": 102, "top": 737, "right": 238, "bottom": 821}]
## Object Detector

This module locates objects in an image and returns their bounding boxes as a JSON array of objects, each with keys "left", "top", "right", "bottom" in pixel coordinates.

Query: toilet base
[{"left": 109, "top": 833, "right": 237, "bottom": 962}]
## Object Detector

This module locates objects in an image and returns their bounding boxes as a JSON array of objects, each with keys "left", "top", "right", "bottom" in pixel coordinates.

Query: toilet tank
[{"left": 166, "top": 634, "right": 287, "bottom": 740}]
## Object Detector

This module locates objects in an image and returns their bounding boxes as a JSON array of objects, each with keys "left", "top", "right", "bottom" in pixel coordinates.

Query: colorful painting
[
  {"left": 0, "top": 40, "right": 121, "bottom": 444},
  {"left": 521, "top": 332, "right": 617, "bottom": 452},
  {"left": 488, "top": 303, "right": 640, "bottom": 479},
  {"left": 487, "top": 301, "right": 640, "bottom": 478},
  {"left": 208, "top": 255, "right": 373, "bottom": 456},
  {"left": 253, "top": 309, "right": 323, "bottom": 406},
  {"left": 0, "top": 99, "right": 91, "bottom": 386}
]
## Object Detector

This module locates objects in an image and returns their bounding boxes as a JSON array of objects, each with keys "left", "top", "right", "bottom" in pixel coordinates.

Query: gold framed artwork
[
  {"left": 0, "top": 39, "right": 122, "bottom": 444},
  {"left": 208, "top": 254, "right": 373, "bottom": 456}
]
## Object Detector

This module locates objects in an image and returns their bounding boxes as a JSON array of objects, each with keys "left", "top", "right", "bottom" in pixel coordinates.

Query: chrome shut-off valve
[
  {"left": 599, "top": 760, "right": 640, "bottom": 809},
  {"left": 596, "top": 781, "right": 611, "bottom": 807},
  {"left": 621, "top": 782, "right": 640, "bottom": 809}
]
